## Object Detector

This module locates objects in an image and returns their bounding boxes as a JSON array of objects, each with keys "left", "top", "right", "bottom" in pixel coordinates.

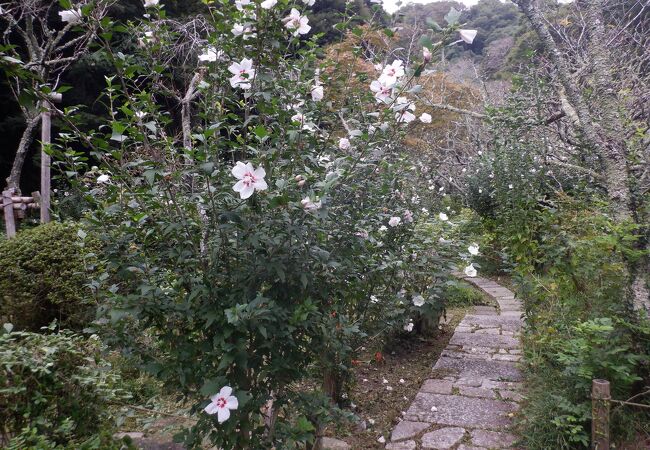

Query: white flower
[
  {"left": 378, "top": 436, "right": 386, "bottom": 444},
  {"left": 301, "top": 196, "right": 321, "bottom": 211},
  {"left": 231, "top": 161, "right": 268, "bottom": 199},
  {"left": 356, "top": 230, "right": 369, "bottom": 239},
  {"left": 370, "top": 79, "right": 393, "bottom": 103},
  {"left": 144, "top": 0, "right": 159, "bottom": 7},
  {"left": 393, "top": 97, "right": 415, "bottom": 123},
  {"left": 468, "top": 243, "right": 479, "bottom": 256},
  {"left": 97, "top": 174, "right": 110, "bottom": 184},
  {"left": 403, "top": 210, "right": 413, "bottom": 223},
  {"left": 370, "top": 295, "right": 379, "bottom": 304},
  {"left": 399, "top": 378, "right": 405, "bottom": 384},
  {"left": 198, "top": 47, "right": 221, "bottom": 63},
  {"left": 368, "top": 418, "right": 375, "bottom": 425},
  {"left": 311, "top": 85, "right": 323, "bottom": 102},
  {"left": 404, "top": 321, "right": 414, "bottom": 332},
  {"left": 379, "top": 60, "right": 404, "bottom": 86},
  {"left": 464, "top": 263, "right": 477, "bottom": 278},
  {"left": 419, "top": 113, "right": 432, "bottom": 123},
  {"left": 303, "top": 0, "right": 316, "bottom": 5},
  {"left": 388, "top": 216, "right": 401, "bottom": 227},
  {"left": 338, "top": 137, "right": 350, "bottom": 150},
  {"left": 228, "top": 58, "right": 255, "bottom": 89},
  {"left": 459, "top": 29, "right": 477, "bottom": 44},
  {"left": 291, "top": 113, "right": 315, "bottom": 131},
  {"left": 59, "top": 9, "right": 82, "bottom": 24},
  {"left": 232, "top": 24, "right": 245, "bottom": 36},
  {"left": 386, "top": 386, "right": 393, "bottom": 391},
  {"left": 422, "top": 46, "right": 432, "bottom": 62},
  {"left": 439, "top": 212, "right": 449, "bottom": 221},
  {"left": 260, "top": 0, "right": 277, "bottom": 8},
  {"left": 235, "top": 0, "right": 251, "bottom": 10},
  {"left": 379, "top": 225, "right": 388, "bottom": 232},
  {"left": 204, "top": 386, "right": 239, "bottom": 423},
  {"left": 509, "top": 184, "right": 513, "bottom": 189},
  {"left": 412, "top": 295, "right": 425, "bottom": 307},
  {"left": 285, "top": 9, "right": 311, "bottom": 36}
]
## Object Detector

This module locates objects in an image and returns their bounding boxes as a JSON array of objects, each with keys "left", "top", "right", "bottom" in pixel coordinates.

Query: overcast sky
[{"left": 381, "top": 0, "right": 573, "bottom": 15}]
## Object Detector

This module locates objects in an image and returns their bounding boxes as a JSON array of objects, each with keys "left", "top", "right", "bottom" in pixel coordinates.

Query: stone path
[{"left": 385, "top": 276, "right": 524, "bottom": 450}]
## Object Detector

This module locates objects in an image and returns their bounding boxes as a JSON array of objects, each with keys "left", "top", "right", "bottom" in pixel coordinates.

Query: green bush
[
  {"left": 0, "top": 222, "right": 98, "bottom": 331},
  {"left": 0, "top": 326, "right": 128, "bottom": 448}
]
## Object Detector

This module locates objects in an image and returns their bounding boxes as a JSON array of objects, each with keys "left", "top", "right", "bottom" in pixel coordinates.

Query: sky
[{"left": 381, "top": 0, "right": 573, "bottom": 15}]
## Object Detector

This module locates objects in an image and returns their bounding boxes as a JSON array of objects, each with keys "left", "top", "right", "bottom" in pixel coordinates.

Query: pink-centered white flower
[
  {"left": 235, "top": 0, "right": 251, "bottom": 10},
  {"left": 419, "top": 113, "right": 432, "bottom": 123},
  {"left": 198, "top": 47, "right": 221, "bottom": 63},
  {"left": 301, "top": 196, "right": 321, "bottom": 211},
  {"left": 204, "top": 386, "right": 238, "bottom": 423},
  {"left": 260, "top": 0, "right": 277, "bottom": 8},
  {"left": 232, "top": 23, "right": 245, "bottom": 36},
  {"left": 403, "top": 210, "right": 413, "bottom": 223},
  {"left": 388, "top": 216, "right": 401, "bottom": 227},
  {"left": 464, "top": 263, "right": 477, "bottom": 278},
  {"left": 379, "top": 60, "right": 404, "bottom": 86},
  {"left": 338, "top": 137, "right": 350, "bottom": 150},
  {"left": 231, "top": 161, "right": 268, "bottom": 199},
  {"left": 285, "top": 9, "right": 311, "bottom": 36},
  {"left": 393, "top": 97, "right": 416, "bottom": 123},
  {"left": 228, "top": 58, "right": 255, "bottom": 90},
  {"left": 459, "top": 29, "right": 477, "bottom": 45},
  {"left": 370, "top": 79, "right": 393, "bottom": 103},
  {"left": 311, "top": 85, "right": 323, "bottom": 102},
  {"left": 422, "top": 46, "right": 432, "bottom": 62},
  {"left": 59, "top": 9, "right": 82, "bottom": 24}
]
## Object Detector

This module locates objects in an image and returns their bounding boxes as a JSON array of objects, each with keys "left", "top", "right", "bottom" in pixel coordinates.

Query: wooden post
[
  {"left": 40, "top": 93, "right": 61, "bottom": 224},
  {"left": 40, "top": 104, "right": 52, "bottom": 224},
  {"left": 2, "top": 190, "right": 16, "bottom": 238},
  {"left": 592, "top": 379, "right": 610, "bottom": 450}
]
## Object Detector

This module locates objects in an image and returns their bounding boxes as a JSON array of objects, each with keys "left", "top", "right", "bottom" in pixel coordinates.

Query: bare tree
[
  {"left": 1, "top": 0, "right": 111, "bottom": 193},
  {"left": 512, "top": 0, "right": 650, "bottom": 310}
]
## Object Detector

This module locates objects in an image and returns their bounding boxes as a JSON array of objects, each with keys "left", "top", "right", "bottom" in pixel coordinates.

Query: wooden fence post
[
  {"left": 40, "top": 93, "right": 62, "bottom": 224},
  {"left": 592, "top": 379, "right": 610, "bottom": 450},
  {"left": 2, "top": 190, "right": 16, "bottom": 238},
  {"left": 40, "top": 104, "right": 52, "bottom": 224}
]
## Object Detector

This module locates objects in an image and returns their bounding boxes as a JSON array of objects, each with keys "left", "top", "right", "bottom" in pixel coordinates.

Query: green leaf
[{"left": 445, "top": 7, "right": 461, "bottom": 26}]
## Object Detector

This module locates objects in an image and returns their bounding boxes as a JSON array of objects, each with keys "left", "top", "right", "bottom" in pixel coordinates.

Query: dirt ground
[{"left": 322, "top": 306, "right": 471, "bottom": 449}]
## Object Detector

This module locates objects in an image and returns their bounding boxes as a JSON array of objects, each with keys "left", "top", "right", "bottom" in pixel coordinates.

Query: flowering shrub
[{"left": 54, "top": 0, "right": 474, "bottom": 446}]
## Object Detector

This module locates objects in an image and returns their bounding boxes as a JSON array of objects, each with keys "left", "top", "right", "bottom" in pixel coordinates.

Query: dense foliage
[
  {"left": 0, "top": 221, "right": 98, "bottom": 331},
  {"left": 0, "top": 326, "right": 128, "bottom": 449},
  {"left": 463, "top": 72, "right": 650, "bottom": 448}
]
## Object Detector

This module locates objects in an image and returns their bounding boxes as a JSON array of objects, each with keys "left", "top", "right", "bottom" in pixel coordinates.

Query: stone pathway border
[{"left": 385, "top": 276, "right": 524, "bottom": 450}]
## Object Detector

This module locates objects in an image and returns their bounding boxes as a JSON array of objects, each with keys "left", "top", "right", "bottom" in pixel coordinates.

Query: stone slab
[
  {"left": 391, "top": 420, "right": 430, "bottom": 441},
  {"left": 450, "top": 332, "right": 520, "bottom": 350},
  {"left": 470, "top": 429, "right": 518, "bottom": 447},
  {"left": 421, "top": 427, "right": 466, "bottom": 449},
  {"left": 459, "top": 386, "right": 496, "bottom": 399},
  {"left": 433, "top": 356, "right": 522, "bottom": 381},
  {"left": 386, "top": 441, "right": 417, "bottom": 450},
  {"left": 404, "top": 393, "right": 517, "bottom": 429},
  {"left": 421, "top": 379, "right": 453, "bottom": 394}
]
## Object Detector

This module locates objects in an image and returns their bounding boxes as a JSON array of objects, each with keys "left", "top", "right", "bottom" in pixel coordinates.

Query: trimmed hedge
[{"left": 0, "top": 222, "right": 98, "bottom": 331}]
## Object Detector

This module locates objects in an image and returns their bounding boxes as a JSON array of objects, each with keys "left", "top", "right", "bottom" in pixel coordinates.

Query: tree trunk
[
  {"left": 6, "top": 114, "right": 41, "bottom": 194},
  {"left": 514, "top": 0, "right": 649, "bottom": 311}
]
